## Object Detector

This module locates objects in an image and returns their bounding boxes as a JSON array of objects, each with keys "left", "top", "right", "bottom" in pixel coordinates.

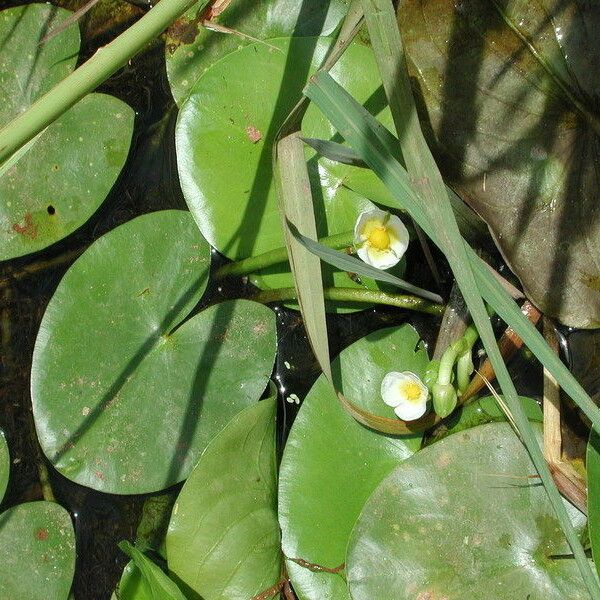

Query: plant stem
[
  {"left": 0, "top": 0, "right": 208, "bottom": 164},
  {"left": 250, "top": 286, "right": 444, "bottom": 315},
  {"left": 437, "top": 324, "right": 478, "bottom": 386},
  {"left": 214, "top": 231, "right": 354, "bottom": 279}
]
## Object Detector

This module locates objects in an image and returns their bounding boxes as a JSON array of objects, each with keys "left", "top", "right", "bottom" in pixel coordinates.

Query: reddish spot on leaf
[
  {"left": 35, "top": 528, "right": 49, "bottom": 541},
  {"left": 12, "top": 213, "right": 38, "bottom": 239},
  {"left": 246, "top": 125, "right": 262, "bottom": 144}
]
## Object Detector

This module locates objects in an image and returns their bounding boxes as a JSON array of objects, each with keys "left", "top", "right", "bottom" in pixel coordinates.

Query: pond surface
[{"left": 1, "top": 2, "right": 598, "bottom": 597}]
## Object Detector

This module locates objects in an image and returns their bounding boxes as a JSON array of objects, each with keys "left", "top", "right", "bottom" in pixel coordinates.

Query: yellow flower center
[
  {"left": 400, "top": 381, "right": 423, "bottom": 402},
  {"left": 367, "top": 226, "right": 390, "bottom": 251}
]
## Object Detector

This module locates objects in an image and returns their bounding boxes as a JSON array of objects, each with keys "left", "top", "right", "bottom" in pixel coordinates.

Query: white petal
[
  {"left": 394, "top": 398, "right": 427, "bottom": 421},
  {"left": 366, "top": 246, "right": 400, "bottom": 270},
  {"left": 387, "top": 214, "right": 410, "bottom": 260},
  {"left": 380, "top": 371, "right": 404, "bottom": 407}
]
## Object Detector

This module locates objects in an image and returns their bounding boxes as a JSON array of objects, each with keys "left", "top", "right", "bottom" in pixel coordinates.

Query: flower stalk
[{"left": 250, "top": 286, "right": 444, "bottom": 316}]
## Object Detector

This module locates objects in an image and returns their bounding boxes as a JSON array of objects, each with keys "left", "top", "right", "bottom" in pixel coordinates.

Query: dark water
[{"left": 0, "top": 4, "right": 597, "bottom": 599}]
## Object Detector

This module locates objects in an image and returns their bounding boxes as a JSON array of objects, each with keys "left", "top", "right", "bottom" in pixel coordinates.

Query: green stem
[
  {"left": 0, "top": 0, "right": 209, "bottom": 163},
  {"left": 214, "top": 231, "right": 355, "bottom": 279},
  {"left": 437, "top": 324, "right": 479, "bottom": 386},
  {"left": 250, "top": 286, "right": 444, "bottom": 315}
]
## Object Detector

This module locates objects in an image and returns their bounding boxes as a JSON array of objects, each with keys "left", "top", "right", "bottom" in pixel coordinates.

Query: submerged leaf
[
  {"left": 31, "top": 211, "right": 276, "bottom": 494},
  {"left": 399, "top": 0, "right": 600, "bottom": 327},
  {"left": 0, "top": 501, "right": 76, "bottom": 600},
  {"left": 279, "top": 324, "right": 426, "bottom": 600},
  {"left": 347, "top": 422, "right": 588, "bottom": 599},
  {"left": 0, "top": 4, "right": 134, "bottom": 261},
  {"left": 167, "top": 399, "right": 280, "bottom": 600}
]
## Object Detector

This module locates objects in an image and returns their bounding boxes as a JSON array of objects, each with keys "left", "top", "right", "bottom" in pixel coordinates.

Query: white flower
[
  {"left": 381, "top": 371, "right": 429, "bottom": 421},
  {"left": 354, "top": 208, "right": 409, "bottom": 270}
]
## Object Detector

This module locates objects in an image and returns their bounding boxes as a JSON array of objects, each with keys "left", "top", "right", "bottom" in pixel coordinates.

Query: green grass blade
[
  {"left": 304, "top": 71, "right": 600, "bottom": 431},
  {"left": 311, "top": 2, "right": 600, "bottom": 592},
  {"left": 305, "top": 70, "right": 600, "bottom": 599},
  {"left": 288, "top": 222, "right": 442, "bottom": 303},
  {"left": 274, "top": 132, "right": 332, "bottom": 380},
  {"left": 301, "top": 137, "right": 368, "bottom": 167}
]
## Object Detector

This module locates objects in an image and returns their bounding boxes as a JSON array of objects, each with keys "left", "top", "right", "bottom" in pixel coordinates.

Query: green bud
[
  {"left": 432, "top": 383, "right": 458, "bottom": 418},
  {"left": 423, "top": 360, "right": 440, "bottom": 389}
]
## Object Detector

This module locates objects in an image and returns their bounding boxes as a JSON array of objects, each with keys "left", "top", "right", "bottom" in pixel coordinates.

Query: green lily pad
[
  {"left": 0, "top": 429, "right": 8, "bottom": 502},
  {"left": 31, "top": 210, "right": 276, "bottom": 494},
  {"left": 426, "top": 394, "right": 542, "bottom": 444},
  {"left": 0, "top": 4, "right": 134, "bottom": 261},
  {"left": 0, "top": 501, "right": 76, "bottom": 600},
  {"left": 176, "top": 36, "right": 407, "bottom": 306},
  {"left": 279, "top": 324, "right": 426, "bottom": 600},
  {"left": 347, "top": 422, "right": 588, "bottom": 599},
  {"left": 399, "top": 0, "right": 600, "bottom": 327},
  {"left": 167, "top": 398, "right": 280, "bottom": 600},
  {"left": 165, "top": 0, "right": 348, "bottom": 105}
]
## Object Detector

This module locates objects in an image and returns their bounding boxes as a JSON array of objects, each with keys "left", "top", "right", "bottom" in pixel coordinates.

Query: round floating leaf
[
  {"left": 399, "top": 0, "right": 600, "bottom": 327},
  {"left": 347, "top": 422, "right": 588, "bottom": 600},
  {"left": 167, "top": 398, "right": 280, "bottom": 600},
  {"left": 0, "top": 429, "right": 8, "bottom": 502},
  {"left": 0, "top": 4, "right": 134, "bottom": 261},
  {"left": 176, "top": 37, "right": 403, "bottom": 304},
  {"left": 279, "top": 324, "right": 427, "bottom": 600},
  {"left": 0, "top": 501, "right": 76, "bottom": 600},
  {"left": 31, "top": 210, "right": 277, "bottom": 494},
  {"left": 426, "top": 394, "right": 542, "bottom": 444},
  {"left": 165, "top": 0, "right": 347, "bottom": 105}
]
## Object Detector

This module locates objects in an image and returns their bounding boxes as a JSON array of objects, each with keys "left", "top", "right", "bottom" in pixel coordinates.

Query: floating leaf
[
  {"left": 167, "top": 398, "right": 280, "bottom": 600},
  {"left": 279, "top": 324, "right": 426, "bottom": 600},
  {"left": 0, "top": 501, "right": 76, "bottom": 600},
  {"left": 426, "top": 394, "right": 542, "bottom": 444},
  {"left": 399, "top": 0, "right": 600, "bottom": 327},
  {"left": 165, "top": 0, "right": 348, "bottom": 104},
  {"left": 0, "top": 429, "right": 8, "bottom": 502},
  {"left": 347, "top": 422, "right": 587, "bottom": 599},
  {"left": 0, "top": 4, "right": 134, "bottom": 261},
  {"left": 176, "top": 36, "right": 407, "bottom": 304},
  {"left": 31, "top": 210, "right": 276, "bottom": 494},
  {"left": 119, "top": 542, "right": 186, "bottom": 600}
]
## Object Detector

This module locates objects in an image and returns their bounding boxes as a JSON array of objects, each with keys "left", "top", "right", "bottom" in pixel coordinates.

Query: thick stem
[
  {"left": 214, "top": 231, "right": 354, "bottom": 279},
  {"left": 0, "top": 0, "right": 208, "bottom": 163},
  {"left": 250, "top": 286, "right": 444, "bottom": 315}
]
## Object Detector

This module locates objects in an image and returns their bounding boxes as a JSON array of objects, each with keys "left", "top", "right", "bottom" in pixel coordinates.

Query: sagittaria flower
[
  {"left": 354, "top": 208, "right": 409, "bottom": 270},
  {"left": 381, "top": 371, "right": 429, "bottom": 421}
]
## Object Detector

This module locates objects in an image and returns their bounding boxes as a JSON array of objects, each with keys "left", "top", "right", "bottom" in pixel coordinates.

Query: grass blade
[
  {"left": 274, "top": 132, "right": 332, "bottom": 380},
  {"left": 303, "top": 71, "right": 600, "bottom": 431},
  {"left": 301, "top": 137, "right": 368, "bottom": 167},
  {"left": 305, "top": 68, "right": 600, "bottom": 600},
  {"left": 288, "top": 221, "right": 442, "bottom": 303},
  {"left": 316, "top": 1, "right": 600, "bottom": 593}
]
